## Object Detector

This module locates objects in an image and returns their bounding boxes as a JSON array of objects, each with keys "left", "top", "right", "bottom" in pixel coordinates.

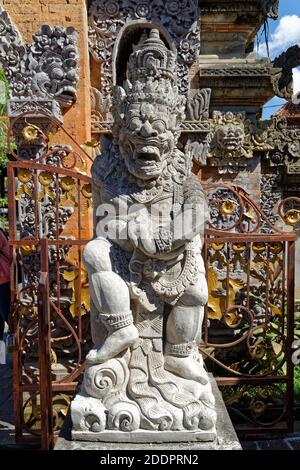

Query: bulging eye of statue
[
  {"left": 151, "top": 119, "right": 166, "bottom": 134},
  {"left": 217, "top": 128, "right": 226, "bottom": 137},
  {"left": 129, "top": 117, "right": 141, "bottom": 131}
]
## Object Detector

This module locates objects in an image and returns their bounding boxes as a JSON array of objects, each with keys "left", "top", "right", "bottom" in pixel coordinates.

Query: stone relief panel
[
  {"left": 88, "top": 0, "right": 200, "bottom": 133},
  {"left": 0, "top": 5, "right": 79, "bottom": 121},
  {"left": 207, "top": 112, "right": 252, "bottom": 174},
  {"left": 204, "top": 112, "right": 300, "bottom": 175},
  {"left": 200, "top": 1, "right": 278, "bottom": 18}
]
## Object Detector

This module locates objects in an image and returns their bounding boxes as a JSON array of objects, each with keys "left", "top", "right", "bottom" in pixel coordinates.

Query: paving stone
[
  {"left": 257, "top": 439, "right": 291, "bottom": 450},
  {"left": 240, "top": 440, "right": 259, "bottom": 450},
  {"left": 285, "top": 439, "right": 300, "bottom": 450}
]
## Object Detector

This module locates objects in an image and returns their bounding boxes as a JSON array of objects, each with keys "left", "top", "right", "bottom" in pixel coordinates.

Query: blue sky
[{"left": 260, "top": 0, "right": 300, "bottom": 118}]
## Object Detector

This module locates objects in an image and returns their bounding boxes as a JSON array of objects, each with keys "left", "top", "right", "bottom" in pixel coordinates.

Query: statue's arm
[
  {"left": 154, "top": 176, "right": 208, "bottom": 254},
  {"left": 143, "top": 176, "right": 208, "bottom": 257}
]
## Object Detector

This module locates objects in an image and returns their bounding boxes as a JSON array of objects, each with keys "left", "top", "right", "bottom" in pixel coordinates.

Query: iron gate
[
  {"left": 203, "top": 184, "right": 298, "bottom": 435},
  {"left": 7, "top": 114, "right": 93, "bottom": 449}
]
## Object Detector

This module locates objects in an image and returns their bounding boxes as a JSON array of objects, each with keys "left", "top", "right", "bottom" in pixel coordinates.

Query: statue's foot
[
  {"left": 86, "top": 324, "right": 139, "bottom": 364},
  {"left": 164, "top": 355, "right": 208, "bottom": 385}
]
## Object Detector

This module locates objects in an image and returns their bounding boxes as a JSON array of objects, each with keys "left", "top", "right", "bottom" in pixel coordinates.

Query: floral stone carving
[
  {"left": 71, "top": 29, "right": 216, "bottom": 441},
  {"left": 0, "top": 5, "right": 79, "bottom": 120}
]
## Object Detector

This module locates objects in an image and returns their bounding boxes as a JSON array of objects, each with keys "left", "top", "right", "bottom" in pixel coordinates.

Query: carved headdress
[
  {"left": 113, "top": 29, "right": 185, "bottom": 126},
  {"left": 94, "top": 29, "right": 189, "bottom": 188}
]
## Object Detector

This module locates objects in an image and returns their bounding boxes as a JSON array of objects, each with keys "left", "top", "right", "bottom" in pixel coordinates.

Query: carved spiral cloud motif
[
  {"left": 107, "top": 402, "right": 140, "bottom": 432},
  {"left": 84, "top": 359, "right": 129, "bottom": 399}
]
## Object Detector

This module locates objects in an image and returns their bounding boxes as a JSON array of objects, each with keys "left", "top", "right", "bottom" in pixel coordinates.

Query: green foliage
[
  {"left": 0, "top": 68, "right": 8, "bottom": 116},
  {"left": 0, "top": 196, "right": 7, "bottom": 207},
  {"left": 0, "top": 215, "right": 8, "bottom": 230},
  {"left": 294, "top": 366, "right": 300, "bottom": 400},
  {"left": 0, "top": 121, "right": 8, "bottom": 169}
]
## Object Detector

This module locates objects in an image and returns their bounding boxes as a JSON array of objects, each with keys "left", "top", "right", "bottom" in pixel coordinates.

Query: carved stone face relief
[
  {"left": 112, "top": 29, "right": 185, "bottom": 182},
  {"left": 215, "top": 124, "right": 244, "bottom": 152},
  {"left": 119, "top": 101, "right": 177, "bottom": 180}
]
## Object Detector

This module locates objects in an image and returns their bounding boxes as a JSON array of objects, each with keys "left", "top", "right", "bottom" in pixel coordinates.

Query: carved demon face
[
  {"left": 119, "top": 101, "right": 178, "bottom": 180},
  {"left": 216, "top": 124, "right": 244, "bottom": 152}
]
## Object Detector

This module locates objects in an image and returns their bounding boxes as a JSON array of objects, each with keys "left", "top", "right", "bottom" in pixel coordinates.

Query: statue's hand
[{"left": 128, "top": 209, "right": 156, "bottom": 255}]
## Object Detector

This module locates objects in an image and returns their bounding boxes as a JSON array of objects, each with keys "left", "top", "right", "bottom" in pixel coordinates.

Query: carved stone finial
[
  {"left": 127, "top": 28, "right": 176, "bottom": 85},
  {"left": 261, "top": 0, "right": 279, "bottom": 20},
  {"left": 272, "top": 45, "right": 300, "bottom": 99}
]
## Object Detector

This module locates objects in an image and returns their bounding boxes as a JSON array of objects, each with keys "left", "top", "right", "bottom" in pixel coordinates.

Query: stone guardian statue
[{"left": 71, "top": 29, "right": 217, "bottom": 441}]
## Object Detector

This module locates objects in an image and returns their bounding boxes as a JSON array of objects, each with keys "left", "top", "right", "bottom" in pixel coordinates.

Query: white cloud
[
  {"left": 293, "top": 67, "right": 300, "bottom": 94},
  {"left": 258, "top": 15, "right": 300, "bottom": 58}
]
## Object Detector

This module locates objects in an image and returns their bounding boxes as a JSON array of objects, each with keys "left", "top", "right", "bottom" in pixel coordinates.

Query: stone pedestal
[{"left": 54, "top": 376, "right": 242, "bottom": 450}]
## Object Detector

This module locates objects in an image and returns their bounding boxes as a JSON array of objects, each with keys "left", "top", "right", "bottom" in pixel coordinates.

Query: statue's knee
[
  {"left": 83, "top": 239, "right": 112, "bottom": 272},
  {"left": 179, "top": 279, "right": 208, "bottom": 307}
]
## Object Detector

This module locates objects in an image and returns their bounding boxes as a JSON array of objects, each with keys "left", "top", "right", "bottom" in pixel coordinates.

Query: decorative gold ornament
[
  {"left": 82, "top": 139, "right": 100, "bottom": 148},
  {"left": 270, "top": 242, "right": 283, "bottom": 254},
  {"left": 224, "top": 311, "right": 242, "bottom": 327},
  {"left": 60, "top": 176, "right": 77, "bottom": 205},
  {"left": 63, "top": 267, "right": 90, "bottom": 317},
  {"left": 20, "top": 244, "right": 35, "bottom": 255},
  {"left": 81, "top": 183, "right": 92, "bottom": 199},
  {"left": 38, "top": 171, "right": 55, "bottom": 202},
  {"left": 62, "top": 269, "right": 76, "bottom": 282},
  {"left": 250, "top": 344, "right": 266, "bottom": 360},
  {"left": 22, "top": 124, "right": 42, "bottom": 142},
  {"left": 18, "top": 304, "right": 32, "bottom": 317},
  {"left": 80, "top": 183, "right": 93, "bottom": 212},
  {"left": 284, "top": 209, "right": 300, "bottom": 226},
  {"left": 16, "top": 169, "right": 33, "bottom": 200},
  {"left": 253, "top": 242, "right": 266, "bottom": 253},
  {"left": 60, "top": 151, "right": 76, "bottom": 170},
  {"left": 50, "top": 348, "right": 57, "bottom": 364},
  {"left": 243, "top": 205, "right": 257, "bottom": 225},
  {"left": 60, "top": 176, "right": 75, "bottom": 192},
  {"left": 52, "top": 394, "right": 71, "bottom": 429},
  {"left": 250, "top": 399, "right": 266, "bottom": 416},
  {"left": 17, "top": 169, "right": 33, "bottom": 184},
  {"left": 219, "top": 199, "right": 238, "bottom": 216},
  {"left": 211, "top": 242, "right": 225, "bottom": 251},
  {"left": 224, "top": 391, "right": 242, "bottom": 406},
  {"left": 232, "top": 243, "right": 246, "bottom": 253},
  {"left": 38, "top": 171, "right": 54, "bottom": 186}
]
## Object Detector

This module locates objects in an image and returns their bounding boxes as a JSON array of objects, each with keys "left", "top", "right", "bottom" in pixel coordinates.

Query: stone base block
[
  {"left": 55, "top": 375, "right": 242, "bottom": 450},
  {"left": 72, "top": 428, "right": 216, "bottom": 444}
]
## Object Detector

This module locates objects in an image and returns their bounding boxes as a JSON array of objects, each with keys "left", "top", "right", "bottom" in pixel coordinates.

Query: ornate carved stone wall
[
  {"left": 88, "top": 0, "right": 201, "bottom": 135},
  {"left": 1, "top": 0, "right": 91, "bottom": 144}
]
